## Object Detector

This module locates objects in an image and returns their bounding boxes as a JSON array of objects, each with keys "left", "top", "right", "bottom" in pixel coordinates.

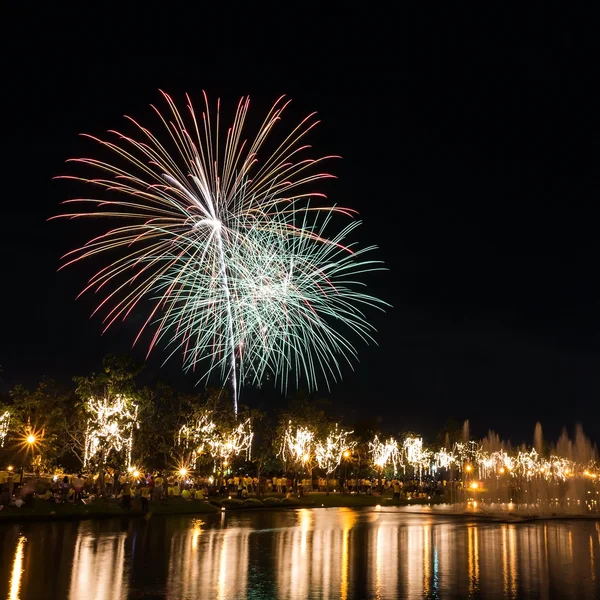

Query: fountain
[
  {"left": 465, "top": 423, "right": 599, "bottom": 517},
  {"left": 533, "top": 422, "right": 543, "bottom": 455}
]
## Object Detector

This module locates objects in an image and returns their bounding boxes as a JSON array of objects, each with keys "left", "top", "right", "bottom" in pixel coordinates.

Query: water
[{"left": 1, "top": 508, "right": 599, "bottom": 599}]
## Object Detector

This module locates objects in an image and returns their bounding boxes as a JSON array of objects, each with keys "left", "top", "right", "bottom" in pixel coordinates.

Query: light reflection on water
[{"left": 0, "top": 508, "right": 599, "bottom": 599}]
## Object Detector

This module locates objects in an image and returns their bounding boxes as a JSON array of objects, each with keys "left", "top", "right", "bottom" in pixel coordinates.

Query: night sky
[{"left": 2, "top": 5, "right": 598, "bottom": 445}]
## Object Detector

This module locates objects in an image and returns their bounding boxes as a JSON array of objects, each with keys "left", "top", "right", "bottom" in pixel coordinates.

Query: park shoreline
[{"left": 1, "top": 495, "right": 598, "bottom": 525}]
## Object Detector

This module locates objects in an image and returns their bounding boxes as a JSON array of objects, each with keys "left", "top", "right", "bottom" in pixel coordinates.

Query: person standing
[
  {"left": 72, "top": 474, "right": 84, "bottom": 502},
  {"left": 140, "top": 483, "right": 150, "bottom": 513},
  {"left": 121, "top": 479, "right": 131, "bottom": 509}
]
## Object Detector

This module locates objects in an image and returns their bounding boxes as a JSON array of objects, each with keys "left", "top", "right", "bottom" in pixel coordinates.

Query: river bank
[
  {"left": 0, "top": 493, "right": 441, "bottom": 523},
  {"left": 1, "top": 493, "right": 598, "bottom": 524}
]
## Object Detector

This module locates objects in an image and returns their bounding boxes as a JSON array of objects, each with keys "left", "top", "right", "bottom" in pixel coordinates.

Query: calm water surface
[{"left": 1, "top": 507, "right": 599, "bottom": 599}]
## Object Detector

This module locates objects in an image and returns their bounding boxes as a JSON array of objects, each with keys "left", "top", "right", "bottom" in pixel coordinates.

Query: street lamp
[{"left": 342, "top": 450, "right": 351, "bottom": 492}]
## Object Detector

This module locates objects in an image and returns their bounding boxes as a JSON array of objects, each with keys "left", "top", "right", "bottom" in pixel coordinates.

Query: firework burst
[{"left": 54, "top": 91, "right": 386, "bottom": 413}]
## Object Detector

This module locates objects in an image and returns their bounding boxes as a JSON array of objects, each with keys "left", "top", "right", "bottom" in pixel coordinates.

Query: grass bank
[
  {"left": 0, "top": 493, "right": 442, "bottom": 523},
  {"left": 1, "top": 495, "right": 597, "bottom": 524}
]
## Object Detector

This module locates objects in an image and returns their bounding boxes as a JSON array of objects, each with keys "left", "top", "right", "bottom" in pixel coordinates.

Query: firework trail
[{"left": 54, "top": 91, "right": 386, "bottom": 414}]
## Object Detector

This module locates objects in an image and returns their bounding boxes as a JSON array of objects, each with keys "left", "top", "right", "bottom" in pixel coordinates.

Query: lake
[{"left": 1, "top": 507, "right": 599, "bottom": 599}]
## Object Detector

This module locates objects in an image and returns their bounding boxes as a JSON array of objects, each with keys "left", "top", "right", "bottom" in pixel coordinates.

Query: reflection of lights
[
  {"left": 340, "top": 508, "right": 358, "bottom": 600},
  {"left": 9, "top": 535, "right": 26, "bottom": 600},
  {"left": 467, "top": 526, "right": 479, "bottom": 595},
  {"left": 191, "top": 519, "right": 204, "bottom": 551},
  {"left": 69, "top": 530, "right": 127, "bottom": 599},
  {"left": 217, "top": 530, "right": 230, "bottom": 600},
  {"left": 299, "top": 509, "right": 312, "bottom": 554}
]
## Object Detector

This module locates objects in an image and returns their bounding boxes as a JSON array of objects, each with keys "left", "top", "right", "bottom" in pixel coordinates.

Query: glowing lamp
[
  {"left": 470, "top": 482, "right": 479, "bottom": 490},
  {"left": 179, "top": 468, "right": 188, "bottom": 477},
  {"left": 465, "top": 465, "right": 473, "bottom": 472},
  {"left": 343, "top": 450, "right": 350, "bottom": 458},
  {"left": 7, "top": 465, "right": 14, "bottom": 471},
  {"left": 27, "top": 435, "right": 36, "bottom": 445}
]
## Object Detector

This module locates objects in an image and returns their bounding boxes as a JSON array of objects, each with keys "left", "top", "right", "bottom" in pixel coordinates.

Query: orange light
[
  {"left": 343, "top": 450, "right": 350, "bottom": 458},
  {"left": 465, "top": 465, "right": 473, "bottom": 472},
  {"left": 470, "top": 482, "right": 479, "bottom": 490},
  {"left": 26, "top": 435, "right": 36, "bottom": 445},
  {"left": 499, "top": 467, "right": 505, "bottom": 474}
]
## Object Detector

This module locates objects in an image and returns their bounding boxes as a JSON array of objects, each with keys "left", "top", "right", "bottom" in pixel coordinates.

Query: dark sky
[{"left": 1, "top": 4, "right": 598, "bottom": 445}]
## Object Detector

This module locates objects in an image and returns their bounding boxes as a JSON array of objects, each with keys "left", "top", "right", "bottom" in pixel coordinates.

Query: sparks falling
[{"left": 54, "top": 91, "right": 386, "bottom": 414}]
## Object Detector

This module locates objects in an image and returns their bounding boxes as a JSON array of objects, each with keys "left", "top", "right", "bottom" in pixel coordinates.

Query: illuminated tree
[
  {"left": 369, "top": 435, "right": 401, "bottom": 474},
  {"left": 5, "top": 381, "right": 77, "bottom": 470},
  {"left": 83, "top": 394, "right": 139, "bottom": 470},
  {"left": 278, "top": 422, "right": 315, "bottom": 473},
  {"left": 73, "top": 355, "right": 143, "bottom": 494},
  {"left": 178, "top": 408, "right": 253, "bottom": 472},
  {"left": 0, "top": 409, "right": 10, "bottom": 447},
  {"left": 315, "top": 425, "right": 356, "bottom": 494}
]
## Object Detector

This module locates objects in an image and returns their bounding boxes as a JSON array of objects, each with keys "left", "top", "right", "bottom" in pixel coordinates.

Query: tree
[
  {"left": 315, "top": 425, "right": 356, "bottom": 495},
  {"left": 73, "top": 355, "right": 144, "bottom": 494},
  {"left": 276, "top": 393, "right": 334, "bottom": 490},
  {"left": 0, "top": 407, "right": 10, "bottom": 448},
  {"left": 249, "top": 408, "right": 278, "bottom": 494},
  {"left": 7, "top": 379, "right": 77, "bottom": 471},
  {"left": 176, "top": 390, "right": 253, "bottom": 474}
]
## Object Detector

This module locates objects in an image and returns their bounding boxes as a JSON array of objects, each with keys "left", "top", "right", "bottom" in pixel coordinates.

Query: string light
[
  {"left": 0, "top": 411, "right": 11, "bottom": 447},
  {"left": 178, "top": 411, "right": 253, "bottom": 470},
  {"left": 315, "top": 426, "right": 356, "bottom": 475},
  {"left": 83, "top": 394, "right": 139, "bottom": 468},
  {"left": 278, "top": 422, "right": 315, "bottom": 468},
  {"left": 368, "top": 436, "right": 401, "bottom": 473},
  {"left": 364, "top": 434, "right": 598, "bottom": 484}
]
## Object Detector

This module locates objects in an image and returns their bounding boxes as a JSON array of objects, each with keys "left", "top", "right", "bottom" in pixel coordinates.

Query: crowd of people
[{"left": 0, "top": 468, "right": 449, "bottom": 512}]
